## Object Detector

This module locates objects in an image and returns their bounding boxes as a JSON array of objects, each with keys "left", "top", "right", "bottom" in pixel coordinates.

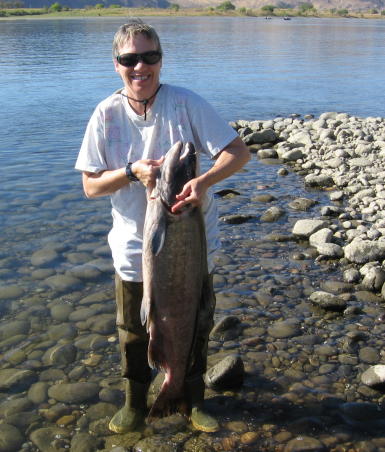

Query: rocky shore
[
  {"left": 234, "top": 111, "right": 385, "bottom": 297},
  {"left": 2, "top": 112, "right": 385, "bottom": 451}
]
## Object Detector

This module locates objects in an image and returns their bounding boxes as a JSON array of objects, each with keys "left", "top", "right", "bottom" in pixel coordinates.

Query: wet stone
[
  {"left": 205, "top": 354, "right": 244, "bottom": 389},
  {"left": 133, "top": 434, "right": 180, "bottom": 452},
  {"left": 42, "top": 343, "right": 77, "bottom": 366},
  {"left": 215, "top": 189, "right": 241, "bottom": 198},
  {"left": 359, "top": 346, "right": 380, "bottom": 364},
  {"left": 309, "top": 291, "right": 347, "bottom": 312},
  {"left": 340, "top": 402, "right": 385, "bottom": 422},
  {"left": 40, "top": 403, "right": 72, "bottom": 422},
  {"left": 252, "top": 193, "right": 276, "bottom": 203},
  {"left": 30, "top": 427, "right": 70, "bottom": 452},
  {"left": 74, "top": 333, "right": 109, "bottom": 351},
  {"left": 260, "top": 206, "right": 286, "bottom": 222},
  {"left": 68, "top": 365, "right": 88, "bottom": 380},
  {"left": 268, "top": 319, "right": 302, "bottom": 339},
  {"left": 70, "top": 432, "right": 101, "bottom": 452},
  {"left": 66, "top": 264, "right": 102, "bottom": 281},
  {"left": 39, "top": 368, "right": 66, "bottom": 382},
  {"left": 50, "top": 303, "right": 74, "bottom": 321},
  {"left": 210, "top": 315, "right": 242, "bottom": 341},
  {"left": 0, "top": 397, "right": 32, "bottom": 417},
  {"left": 288, "top": 197, "right": 317, "bottom": 211},
  {"left": 284, "top": 435, "right": 326, "bottom": 451},
  {"left": 104, "top": 432, "right": 142, "bottom": 450},
  {"left": 0, "top": 285, "right": 24, "bottom": 300},
  {"left": 44, "top": 274, "right": 83, "bottom": 293},
  {"left": 0, "top": 368, "right": 37, "bottom": 391},
  {"left": 31, "top": 268, "right": 56, "bottom": 280},
  {"left": 48, "top": 382, "right": 100, "bottom": 403},
  {"left": 47, "top": 323, "right": 77, "bottom": 341},
  {"left": 28, "top": 382, "right": 49, "bottom": 404},
  {"left": 220, "top": 214, "right": 255, "bottom": 224},
  {"left": 85, "top": 313, "right": 116, "bottom": 334},
  {"left": 85, "top": 402, "right": 117, "bottom": 421},
  {"left": 0, "top": 320, "right": 30, "bottom": 340},
  {"left": 69, "top": 307, "right": 99, "bottom": 322},
  {"left": 0, "top": 423, "right": 24, "bottom": 452},
  {"left": 361, "top": 364, "right": 385, "bottom": 389},
  {"left": 66, "top": 252, "right": 92, "bottom": 265},
  {"left": 30, "top": 248, "right": 59, "bottom": 267}
]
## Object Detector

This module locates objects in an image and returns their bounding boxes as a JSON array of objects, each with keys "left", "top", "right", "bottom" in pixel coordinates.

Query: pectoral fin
[{"left": 150, "top": 215, "right": 167, "bottom": 256}]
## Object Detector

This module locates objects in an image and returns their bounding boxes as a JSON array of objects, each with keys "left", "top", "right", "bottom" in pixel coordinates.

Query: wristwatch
[{"left": 125, "top": 162, "right": 139, "bottom": 182}]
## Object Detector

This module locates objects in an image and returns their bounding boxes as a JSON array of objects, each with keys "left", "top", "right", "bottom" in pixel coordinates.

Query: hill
[
  {"left": 176, "top": 0, "right": 385, "bottom": 11},
  {"left": 5, "top": 0, "right": 385, "bottom": 15},
  {"left": 23, "top": 0, "right": 170, "bottom": 8}
]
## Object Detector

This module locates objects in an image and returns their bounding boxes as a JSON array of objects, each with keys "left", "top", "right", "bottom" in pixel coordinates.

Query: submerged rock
[{"left": 205, "top": 354, "right": 244, "bottom": 389}]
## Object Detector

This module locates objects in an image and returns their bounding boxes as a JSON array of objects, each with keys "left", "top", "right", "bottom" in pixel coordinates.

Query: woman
[{"left": 76, "top": 18, "right": 250, "bottom": 434}]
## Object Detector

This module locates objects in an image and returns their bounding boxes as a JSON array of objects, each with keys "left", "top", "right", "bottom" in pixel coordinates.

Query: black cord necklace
[{"left": 121, "top": 84, "right": 162, "bottom": 121}]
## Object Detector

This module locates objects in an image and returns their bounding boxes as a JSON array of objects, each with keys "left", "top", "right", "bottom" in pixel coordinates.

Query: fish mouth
[{"left": 160, "top": 142, "right": 197, "bottom": 212}]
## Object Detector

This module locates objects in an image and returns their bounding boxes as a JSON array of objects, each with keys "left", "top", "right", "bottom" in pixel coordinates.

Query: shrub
[
  {"left": 261, "top": 4, "right": 275, "bottom": 13},
  {"left": 337, "top": 8, "right": 348, "bottom": 15},
  {"left": 381, "top": 9, "right": 385, "bottom": 15},
  {"left": 216, "top": 0, "right": 236, "bottom": 11},
  {"left": 49, "top": 1, "right": 62, "bottom": 11},
  {"left": 169, "top": 2, "right": 179, "bottom": 10},
  {"left": 95, "top": 2, "right": 104, "bottom": 7},
  {"left": 298, "top": 2, "right": 314, "bottom": 13}
]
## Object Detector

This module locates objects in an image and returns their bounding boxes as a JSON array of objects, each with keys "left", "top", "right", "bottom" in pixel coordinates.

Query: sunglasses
[{"left": 116, "top": 51, "right": 162, "bottom": 67}]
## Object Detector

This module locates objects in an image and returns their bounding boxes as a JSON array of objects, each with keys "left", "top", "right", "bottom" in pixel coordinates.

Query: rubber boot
[
  {"left": 109, "top": 379, "right": 149, "bottom": 433},
  {"left": 187, "top": 376, "right": 219, "bottom": 433},
  {"left": 109, "top": 277, "right": 152, "bottom": 433}
]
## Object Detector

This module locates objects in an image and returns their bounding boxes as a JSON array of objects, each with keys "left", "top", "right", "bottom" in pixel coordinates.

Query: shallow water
[{"left": 2, "top": 16, "right": 385, "bottom": 451}]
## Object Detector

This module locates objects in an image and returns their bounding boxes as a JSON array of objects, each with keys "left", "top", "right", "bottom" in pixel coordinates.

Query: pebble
[
  {"left": 0, "top": 423, "right": 24, "bottom": 451},
  {"left": 48, "top": 382, "right": 100, "bottom": 403},
  {"left": 3, "top": 112, "right": 385, "bottom": 451}
]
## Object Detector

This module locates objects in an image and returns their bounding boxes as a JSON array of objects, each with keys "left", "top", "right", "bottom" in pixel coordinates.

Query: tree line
[{"left": 2, "top": 0, "right": 385, "bottom": 17}]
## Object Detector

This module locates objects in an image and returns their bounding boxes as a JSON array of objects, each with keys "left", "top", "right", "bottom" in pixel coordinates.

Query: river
[{"left": 1, "top": 15, "right": 385, "bottom": 451}]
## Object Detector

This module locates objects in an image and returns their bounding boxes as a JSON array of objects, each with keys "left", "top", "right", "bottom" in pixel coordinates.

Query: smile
[{"left": 131, "top": 74, "right": 150, "bottom": 81}]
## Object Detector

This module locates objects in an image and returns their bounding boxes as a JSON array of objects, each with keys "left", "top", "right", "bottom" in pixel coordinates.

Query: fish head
[{"left": 157, "top": 141, "right": 197, "bottom": 211}]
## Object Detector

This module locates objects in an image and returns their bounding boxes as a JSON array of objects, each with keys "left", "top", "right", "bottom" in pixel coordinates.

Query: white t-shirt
[{"left": 76, "top": 84, "right": 238, "bottom": 281}]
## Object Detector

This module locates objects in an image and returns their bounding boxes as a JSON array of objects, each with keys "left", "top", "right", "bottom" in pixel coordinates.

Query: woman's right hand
[{"left": 132, "top": 156, "right": 164, "bottom": 190}]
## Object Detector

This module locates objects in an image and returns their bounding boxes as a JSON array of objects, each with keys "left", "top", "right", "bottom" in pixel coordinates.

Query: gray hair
[{"left": 112, "top": 18, "right": 162, "bottom": 58}]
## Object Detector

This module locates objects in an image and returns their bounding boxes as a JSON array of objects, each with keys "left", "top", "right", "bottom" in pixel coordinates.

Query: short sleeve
[
  {"left": 185, "top": 90, "right": 238, "bottom": 159},
  {"left": 75, "top": 105, "right": 108, "bottom": 174}
]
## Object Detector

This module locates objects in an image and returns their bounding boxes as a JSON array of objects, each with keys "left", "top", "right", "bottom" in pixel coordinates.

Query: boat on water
[{"left": 283, "top": 16, "right": 291, "bottom": 20}]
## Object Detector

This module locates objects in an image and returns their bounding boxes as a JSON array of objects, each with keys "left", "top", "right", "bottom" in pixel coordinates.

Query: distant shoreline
[{"left": 0, "top": 7, "right": 384, "bottom": 20}]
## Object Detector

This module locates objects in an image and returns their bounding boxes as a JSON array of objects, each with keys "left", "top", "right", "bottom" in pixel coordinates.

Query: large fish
[{"left": 141, "top": 141, "right": 209, "bottom": 420}]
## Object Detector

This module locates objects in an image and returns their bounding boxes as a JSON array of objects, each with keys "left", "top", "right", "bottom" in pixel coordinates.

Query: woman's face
[{"left": 114, "top": 33, "right": 162, "bottom": 100}]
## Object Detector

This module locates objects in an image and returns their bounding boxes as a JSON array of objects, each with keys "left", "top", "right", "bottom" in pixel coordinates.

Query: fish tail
[{"left": 147, "top": 382, "right": 189, "bottom": 421}]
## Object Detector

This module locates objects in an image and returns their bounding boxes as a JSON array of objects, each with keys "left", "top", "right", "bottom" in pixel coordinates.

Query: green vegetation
[
  {"left": 261, "top": 4, "right": 275, "bottom": 14},
  {"left": 238, "top": 6, "right": 254, "bottom": 15},
  {"left": 49, "top": 2, "right": 62, "bottom": 11},
  {"left": 337, "top": 8, "right": 349, "bottom": 15},
  {"left": 216, "top": 1, "right": 235, "bottom": 11},
  {"left": 0, "top": 2, "right": 384, "bottom": 20},
  {"left": 297, "top": 2, "right": 317, "bottom": 15}
]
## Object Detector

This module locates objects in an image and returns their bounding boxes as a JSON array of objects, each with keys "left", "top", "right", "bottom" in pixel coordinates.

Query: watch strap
[{"left": 125, "top": 162, "right": 139, "bottom": 182}]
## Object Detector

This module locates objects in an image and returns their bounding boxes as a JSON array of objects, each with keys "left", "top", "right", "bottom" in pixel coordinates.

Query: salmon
[{"left": 141, "top": 141, "right": 209, "bottom": 420}]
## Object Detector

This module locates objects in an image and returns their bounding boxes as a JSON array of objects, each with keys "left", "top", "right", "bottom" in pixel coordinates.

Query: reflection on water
[{"left": 1, "top": 16, "right": 385, "bottom": 450}]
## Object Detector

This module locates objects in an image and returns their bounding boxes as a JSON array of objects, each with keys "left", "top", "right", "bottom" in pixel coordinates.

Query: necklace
[{"left": 121, "top": 84, "right": 162, "bottom": 121}]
